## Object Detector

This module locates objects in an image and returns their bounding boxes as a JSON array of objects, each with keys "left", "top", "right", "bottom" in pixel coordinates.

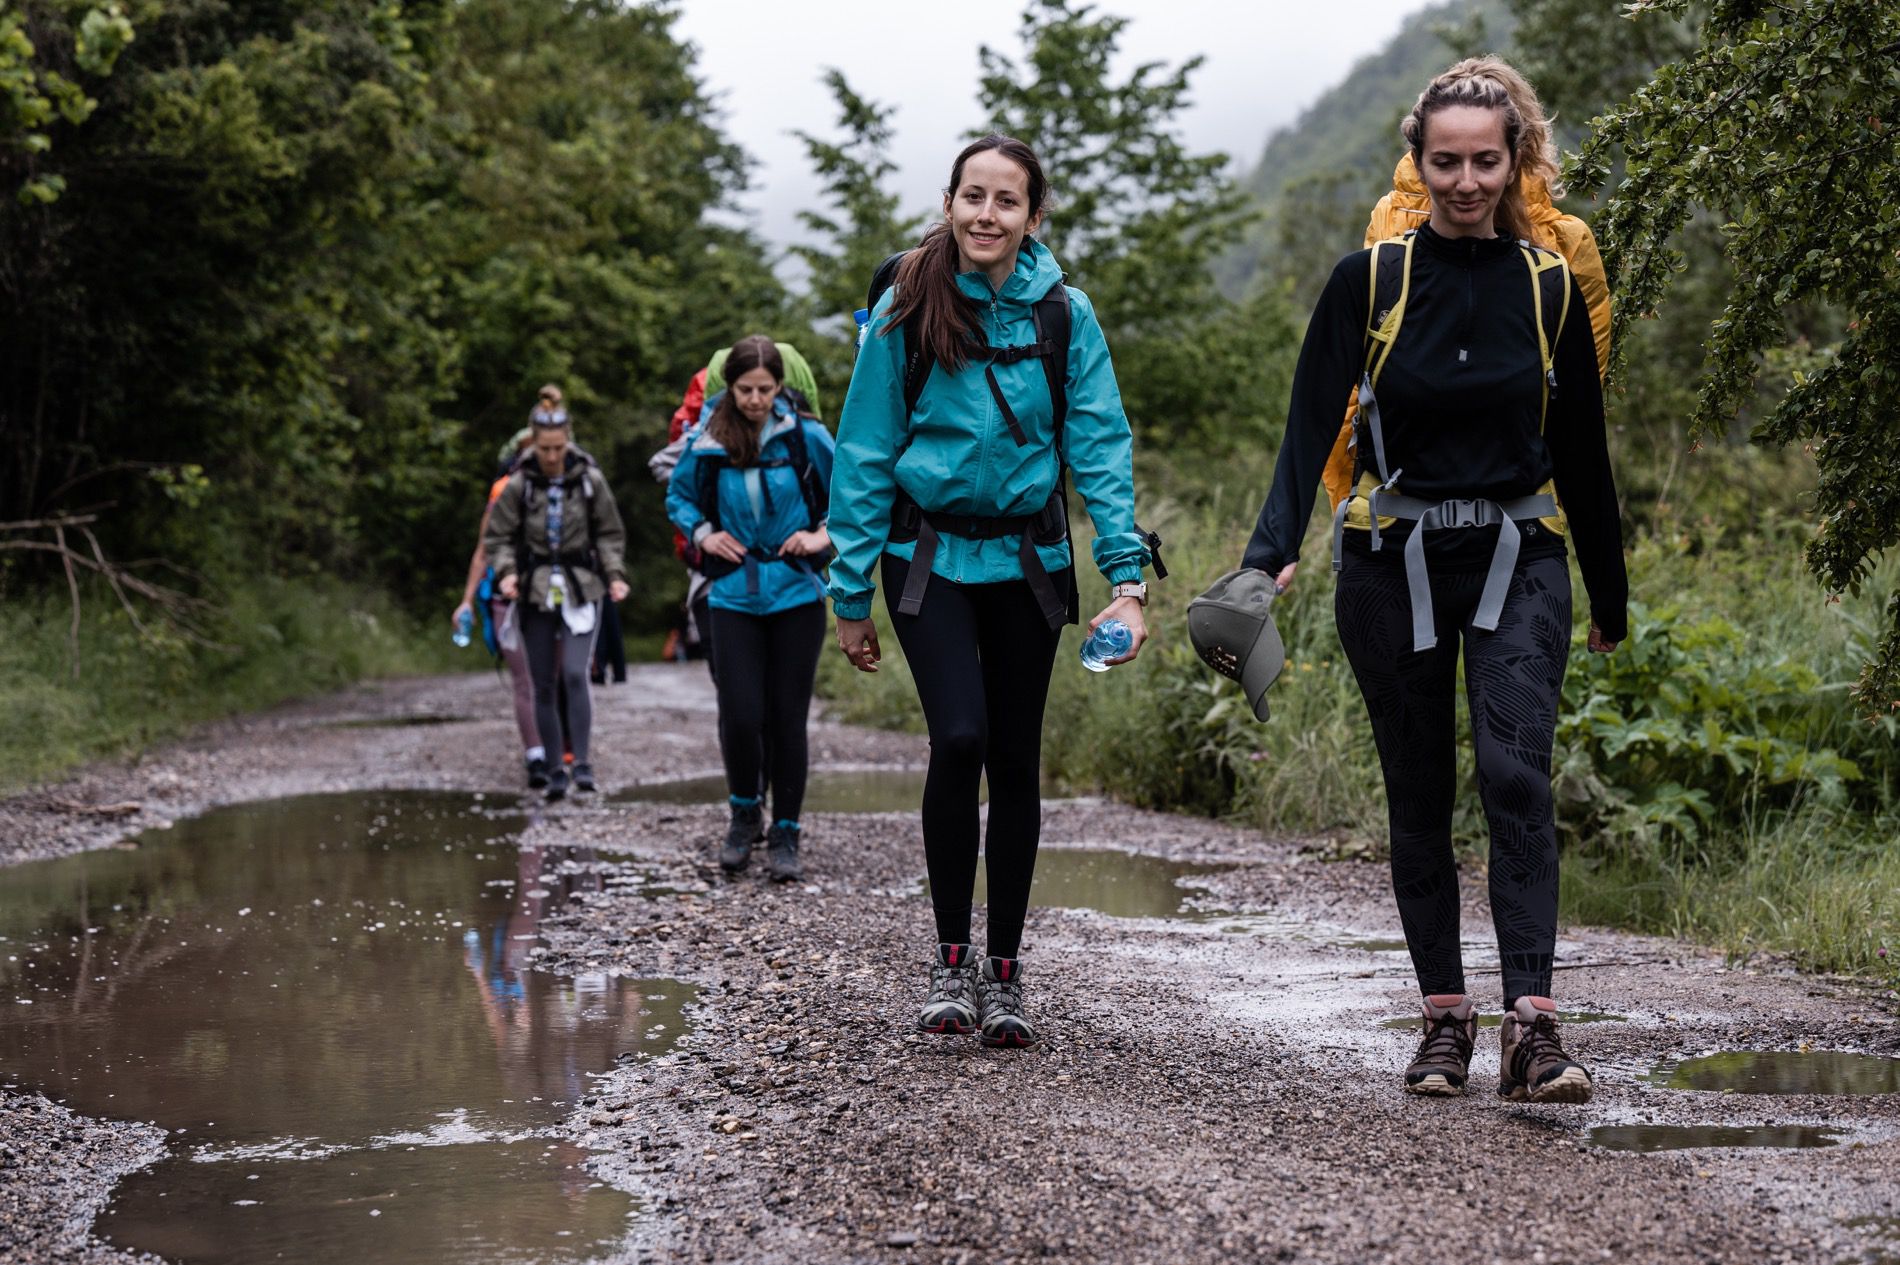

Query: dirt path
[{"left": 3, "top": 666, "right": 1897, "bottom": 1264}]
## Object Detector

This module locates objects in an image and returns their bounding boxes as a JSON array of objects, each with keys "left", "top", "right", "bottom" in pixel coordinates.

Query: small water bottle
[
  {"left": 853, "top": 307, "right": 871, "bottom": 348},
  {"left": 1079, "top": 618, "right": 1133, "bottom": 672},
  {"left": 549, "top": 572, "right": 566, "bottom": 608},
  {"left": 452, "top": 609, "right": 474, "bottom": 648}
]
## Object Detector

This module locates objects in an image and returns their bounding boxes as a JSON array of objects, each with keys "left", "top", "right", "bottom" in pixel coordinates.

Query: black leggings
[
  {"left": 882, "top": 554, "right": 1065, "bottom": 960},
  {"left": 709, "top": 602, "right": 826, "bottom": 822},
  {"left": 1335, "top": 545, "right": 1571, "bottom": 1006},
  {"left": 520, "top": 605, "right": 599, "bottom": 764}
]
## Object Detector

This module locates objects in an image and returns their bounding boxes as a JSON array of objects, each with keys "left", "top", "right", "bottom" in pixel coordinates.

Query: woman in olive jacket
[{"left": 485, "top": 410, "right": 629, "bottom": 801}]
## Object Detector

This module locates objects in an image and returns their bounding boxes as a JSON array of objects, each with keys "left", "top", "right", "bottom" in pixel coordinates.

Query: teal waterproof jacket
[
  {"left": 667, "top": 396, "right": 836, "bottom": 616},
  {"left": 827, "top": 240, "right": 1150, "bottom": 621}
]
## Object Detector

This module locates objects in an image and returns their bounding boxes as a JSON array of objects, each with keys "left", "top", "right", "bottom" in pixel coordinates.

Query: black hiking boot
[
  {"left": 976, "top": 956, "right": 1036, "bottom": 1048},
  {"left": 720, "top": 801, "right": 762, "bottom": 873},
  {"left": 544, "top": 766, "right": 569, "bottom": 802},
  {"left": 764, "top": 821, "right": 802, "bottom": 883},
  {"left": 526, "top": 757, "right": 550, "bottom": 790},
  {"left": 572, "top": 764, "right": 596, "bottom": 794},
  {"left": 1404, "top": 993, "right": 1477, "bottom": 1096},
  {"left": 1499, "top": 996, "right": 1594, "bottom": 1103},
  {"left": 918, "top": 943, "right": 978, "bottom": 1035}
]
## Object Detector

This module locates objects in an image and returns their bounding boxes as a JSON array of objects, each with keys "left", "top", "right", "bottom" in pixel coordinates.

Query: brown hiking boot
[
  {"left": 1499, "top": 996, "right": 1594, "bottom": 1103},
  {"left": 1404, "top": 994, "right": 1477, "bottom": 1096}
]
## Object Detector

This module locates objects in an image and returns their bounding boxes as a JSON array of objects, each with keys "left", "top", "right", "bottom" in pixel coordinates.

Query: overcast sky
[{"left": 672, "top": 0, "right": 1433, "bottom": 254}]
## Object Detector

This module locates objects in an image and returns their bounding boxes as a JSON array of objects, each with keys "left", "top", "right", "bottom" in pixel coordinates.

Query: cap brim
[{"left": 1238, "top": 614, "right": 1285, "bottom": 723}]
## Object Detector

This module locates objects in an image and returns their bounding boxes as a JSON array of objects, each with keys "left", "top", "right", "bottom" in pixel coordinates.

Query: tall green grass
[
  {"left": 0, "top": 575, "right": 462, "bottom": 796},
  {"left": 816, "top": 445, "right": 1900, "bottom": 976}
]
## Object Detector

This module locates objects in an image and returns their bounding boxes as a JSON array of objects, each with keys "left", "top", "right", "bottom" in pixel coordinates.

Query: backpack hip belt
[
  {"left": 523, "top": 548, "right": 599, "bottom": 593},
  {"left": 1331, "top": 234, "right": 1572, "bottom": 653},
  {"left": 700, "top": 543, "right": 822, "bottom": 597},
  {"left": 889, "top": 487, "right": 1071, "bottom": 630}
]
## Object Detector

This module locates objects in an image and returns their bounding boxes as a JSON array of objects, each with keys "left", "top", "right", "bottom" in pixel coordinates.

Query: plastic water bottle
[
  {"left": 549, "top": 571, "right": 566, "bottom": 608},
  {"left": 853, "top": 307, "right": 871, "bottom": 348},
  {"left": 1079, "top": 618, "right": 1133, "bottom": 672},
  {"left": 452, "top": 609, "right": 474, "bottom": 648}
]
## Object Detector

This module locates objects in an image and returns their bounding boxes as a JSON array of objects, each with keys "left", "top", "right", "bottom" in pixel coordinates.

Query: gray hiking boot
[
  {"left": 1404, "top": 993, "right": 1477, "bottom": 1096},
  {"left": 764, "top": 821, "right": 802, "bottom": 883},
  {"left": 918, "top": 943, "right": 978, "bottom": 1035},
  {"left": 1499, "top": 995, "right": 1594, "bottom": 1103},
  {"left": 720, "top": 802, "right": 762, "bottom": 873},
  {"left": 976, "top": 956, "right": 1036, "bottom": 1048}
]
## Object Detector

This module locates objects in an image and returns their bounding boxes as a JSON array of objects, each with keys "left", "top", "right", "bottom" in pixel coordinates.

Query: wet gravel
[{"left": 4, "top": 664, "right": 1899, "bottom": 1263}]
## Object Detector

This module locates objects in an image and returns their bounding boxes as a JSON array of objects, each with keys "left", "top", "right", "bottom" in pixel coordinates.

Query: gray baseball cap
[{"left": 1187, "top": 569, "right": 1286, "bottom": 722}]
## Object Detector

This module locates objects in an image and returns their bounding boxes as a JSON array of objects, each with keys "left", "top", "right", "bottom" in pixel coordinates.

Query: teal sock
[
  {"left": 773, "top": 819, "right": 800, "bottom": 832},
  {"left": 729, "top": 794, "right": 760, "bottom": 809}
]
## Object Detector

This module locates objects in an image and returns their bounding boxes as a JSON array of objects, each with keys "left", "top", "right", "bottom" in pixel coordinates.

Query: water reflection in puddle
[
  {"left": 0, "top": 792, "right": 688, "bottom": 1264},
  {"left": 1379, "top": 1011, "right": 1627, "bottom": 1031},
  {"left": 1585, "top": 1124, "right": 1842, "bottom": 1152},
  {"left": 1648, "top": 1050, "right": 1900, "bottom": 1095},
  {"left": 327, "top": 714, "right": 474, "bottom": 729},
  {"left": 616, "top": 768, "right": 945, "bottom": 814},
  {"left": 969, "top": 848, "right": 1228, "bottom": 920}
]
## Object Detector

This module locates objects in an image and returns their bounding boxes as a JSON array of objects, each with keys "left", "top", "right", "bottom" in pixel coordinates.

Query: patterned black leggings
[{"left": 1335, "top": 546, "right": 1571, "bottom": 1005}]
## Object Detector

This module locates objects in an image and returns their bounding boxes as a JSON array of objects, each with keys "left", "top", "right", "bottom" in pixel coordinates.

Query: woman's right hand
[
  {"left": 836, "top": 616, "right": 881, "bottom": 674},
  {"left": 451, "top": 600, "right": 473, "bottom": 631},
  {"left": 701, "top": 530, "right": 747, "bottom": 564},
  {"left": 1266, "top": 562, "right": 1297, "bottom": 594},
  {"left": 498, "top": 574, "right": 519, "bottom": 601}
]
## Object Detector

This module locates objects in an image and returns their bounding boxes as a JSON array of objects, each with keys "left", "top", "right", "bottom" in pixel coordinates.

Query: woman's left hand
[
  {"left": 609, "top": 579, "right": 630, "bottom": 603},
  {"left": 779, "top": 528, "right": 830, "bottom": 558},
  {"left": 1089, "top": 596, "right": 1149, "bottom": 666},
  {"left": 1587, "top": 620, "right": 1619, "bottom": 654}
]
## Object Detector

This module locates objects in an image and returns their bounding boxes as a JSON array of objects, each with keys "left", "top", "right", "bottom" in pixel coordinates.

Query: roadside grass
[
  {"left": 0, "top": 575, "right": 461, "bottom": 797},
  {"left": 814, "top": 444, "right": 1900, "bottom": 978}
]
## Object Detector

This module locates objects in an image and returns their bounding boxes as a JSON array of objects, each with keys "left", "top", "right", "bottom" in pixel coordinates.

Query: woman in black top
[{"left": 1245, "top": 64, "right": 1627, "bottom": 1103}]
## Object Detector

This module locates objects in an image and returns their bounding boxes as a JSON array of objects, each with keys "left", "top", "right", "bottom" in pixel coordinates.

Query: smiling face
[
  {"left": 944, "top": 148, "right": 1042, "bottom": 289},
  {"left": 1418, "top": 103, "right": 1517, "bottom": 239},
  {"left": 729, "top": 366, "right": 779, "bottom": 425}
]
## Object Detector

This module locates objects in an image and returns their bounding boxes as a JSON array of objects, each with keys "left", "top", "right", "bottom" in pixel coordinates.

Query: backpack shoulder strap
[
  {"left": 900, "top": 315, "right": 931, "bottom": 419},
  {"left": 781, "top": 419, "right": 827, "bottom": 530},
  {"left": 1363, "top": 232, "right": 1416, "bottom": 389},
  {"left": 694, "top": 450, "right": 731, "bottom": 533},
  {"left": 1031, "top": 282, "right": 1072, "bottom": 445},
  {"left": 1520, "top": 243, "right": 1572, "bottom": 430}
]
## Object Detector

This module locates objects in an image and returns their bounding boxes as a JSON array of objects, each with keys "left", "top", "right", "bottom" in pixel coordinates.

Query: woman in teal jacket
[
  {"left": 669, "top": 335, "right": 834, "bottom": 882},
  {"left": 829, "top": 135, "right": 1156, "bottom": 1048}
]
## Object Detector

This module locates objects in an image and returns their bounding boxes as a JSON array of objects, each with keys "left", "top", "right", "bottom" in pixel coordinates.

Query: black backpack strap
[
  {"left": 780, "top": 419, "right": 828, "bottom": 531},
  {"left": 1032, "top": 282, "right": 1077, "bottom": 625},
  {"left": 694, "top": 449, "right": 729, "bottom": 535},
  {"left": 900, "top": 315, "right": 932, "bottom": 419}
]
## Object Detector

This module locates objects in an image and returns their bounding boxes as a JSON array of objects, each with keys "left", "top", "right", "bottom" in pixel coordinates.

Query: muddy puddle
[
  {"left": 0, "top": 791, "right": 689, "bottom": 1264},
  {"left": 960, "top": 848, "right": 1229, "bottom": 920},
  {"left": 1585, "top": 1124, "right": 1843, "bottom": 1153},
  {"left": 327, "top": 714, "right": 474, "bottom": 729},
  {"left": 1649, "top": 1050, "right": 1900, "bottom": 1095}
]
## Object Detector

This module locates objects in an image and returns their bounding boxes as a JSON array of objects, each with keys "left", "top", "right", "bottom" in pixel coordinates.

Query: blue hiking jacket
[
  {"left": 826, "top": 240, "right": 1150, "bottom": 621},
  {"left": 667, "top": 396, "right": 836, "bottom": 616}
]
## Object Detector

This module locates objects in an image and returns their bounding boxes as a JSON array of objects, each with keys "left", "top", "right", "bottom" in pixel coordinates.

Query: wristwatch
[{"left": 1110, "top": 581, "right": 1148, "bottom": 607}]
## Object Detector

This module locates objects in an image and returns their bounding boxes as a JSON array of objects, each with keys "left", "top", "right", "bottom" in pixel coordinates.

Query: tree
[
  {"left": 973, "top": 0, "right": 1287, "bottom": 451},
  {"left": 1570, "top": 0, "right": 1900, "bottom": 710},
  {"left": 0, "top": 0, "right": 135, "bottom": 204},
  {"left": 790, "top": 70, "right": 925, "bottom": 402}
]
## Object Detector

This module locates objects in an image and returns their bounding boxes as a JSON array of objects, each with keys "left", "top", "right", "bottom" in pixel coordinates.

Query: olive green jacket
[{"left": 484, "top": 455, "right": 627, "bottom": 609}]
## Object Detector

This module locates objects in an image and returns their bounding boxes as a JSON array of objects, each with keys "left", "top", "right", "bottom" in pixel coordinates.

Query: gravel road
[{"left": 2, "top": 665, "right": 1896, "bottom": 1264}]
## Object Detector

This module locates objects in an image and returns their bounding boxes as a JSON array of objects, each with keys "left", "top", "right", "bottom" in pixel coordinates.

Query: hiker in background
[
  {"left": 828, "top": 135, "right": 1158, "bottom": 1049},
  {"left": 486, "top": 397, "right": 629, "bottom": 802},
  {"left": 667, "top": 336, "right": 833, "bottom": 882},
  {"left": 454, "top": 427, "right": 544, "bottom": 787},
  {"left": 1243, "top": 59, "right": 1627, "bottom": 1103}
]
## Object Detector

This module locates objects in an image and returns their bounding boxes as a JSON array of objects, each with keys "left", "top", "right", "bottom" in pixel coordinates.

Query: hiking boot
[
  {"left": 720, "top": 801, "right": 762, "bottom": 873},
  {"left": 976, "top": 956, "right": 1036, "bottom": 1048},
  {"left": 918, "top": 943, "right": 978, "bottom": 1035},
  {"left": 764, "top": 821, "right": 802, "bottom": 883},
  {"left": 572, "top": 764, "right": 597, "bottom": 794},
  {"left": 1499, "top": 996, "right": 1594, "bottom": 1103},
  {"left": 1403, "top": 994, "right": 1477, "bottom": 1096},
  {"left": 526, "top": 757, "right": 550, "bottom": 790},
  {"left": 544, "top": 766, "right": 569, "bottom": 802}
]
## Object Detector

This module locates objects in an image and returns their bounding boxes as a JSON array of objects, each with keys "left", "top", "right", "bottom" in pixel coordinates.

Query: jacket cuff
[
  {"left": 1104, "top": 563, "right": 1143, "bottom": 585},
  {"left": 832, "top": 594, "right": 873, "bottom": 621},
  {"left": 692, "top": 521, "right": 713, "bottom": 545}
]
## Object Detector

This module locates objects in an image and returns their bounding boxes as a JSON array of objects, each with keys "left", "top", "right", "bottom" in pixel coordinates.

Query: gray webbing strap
[
  {"left": 1380, "top": 494, "right": 1557, "bottom": 651},
  {"left": 897, "top": 519, "right": 940, "bottom": 617}
]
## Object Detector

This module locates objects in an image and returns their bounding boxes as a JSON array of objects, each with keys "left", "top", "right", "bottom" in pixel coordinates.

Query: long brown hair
[
  {"left": 885, "top": 134, "right": 1049, "bottom": 373},
  {"left": 1401, "top": 61, "right": 1536, "bottom": 243},
  {"left": 705, "top": 335, "right": 782, "bottom": 468}
]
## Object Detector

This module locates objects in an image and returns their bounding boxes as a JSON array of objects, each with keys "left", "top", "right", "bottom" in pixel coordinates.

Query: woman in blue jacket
[
  {"left": 668, "top": 335, "right": 834, "bottom": 882},
  {"left": 829, "top": 135, "right": 1156, "bottom": 1048}
]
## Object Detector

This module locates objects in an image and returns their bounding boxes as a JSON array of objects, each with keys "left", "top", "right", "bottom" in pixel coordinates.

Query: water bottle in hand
[
  {"left": 1079, "top": 618, "right": 1133, "bottom": 672},
  {"left": 452, "top": 609, "right": 474, "bottom": 649}
]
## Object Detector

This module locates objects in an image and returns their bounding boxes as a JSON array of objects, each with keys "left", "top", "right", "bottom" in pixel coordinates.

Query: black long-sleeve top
[{"left": 1243, "top": 224, "right": 1628, "bottom": 642}]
